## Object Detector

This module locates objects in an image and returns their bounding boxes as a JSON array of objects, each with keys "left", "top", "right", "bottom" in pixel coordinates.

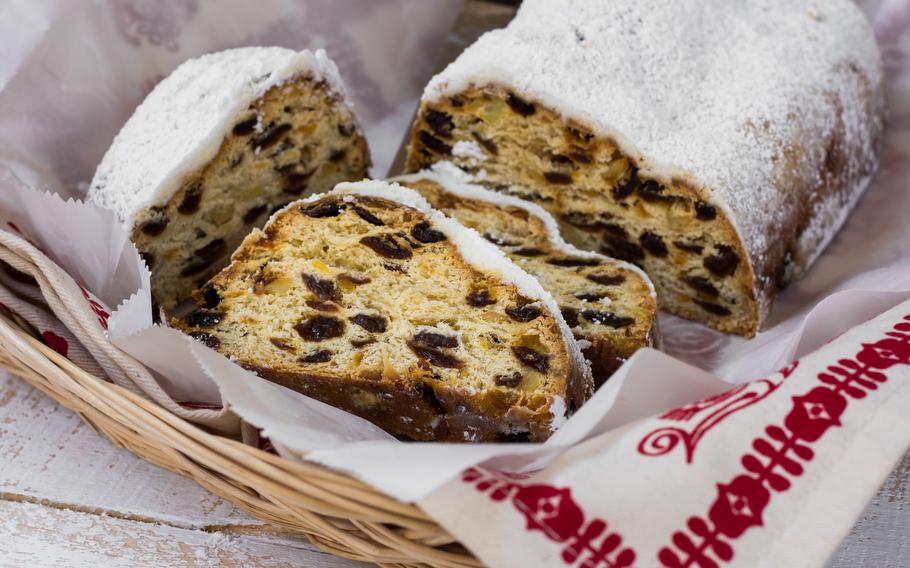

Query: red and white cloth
[{"left": 422, "top": 301, "right": 910, "bottom": 567}]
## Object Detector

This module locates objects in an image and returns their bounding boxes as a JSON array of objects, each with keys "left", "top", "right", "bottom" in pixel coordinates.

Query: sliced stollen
[
  {"left": 89, "top": 47, "right": 370, "bottom": 310},
  {"left": 394, "top": 163, "right": 657, "bottom": 388},
  {"left": 172, "top": 181, "right": 591, "bottom": 443},
  {"left": 405, "top": 0, "right": 884, "bottom": 337}
]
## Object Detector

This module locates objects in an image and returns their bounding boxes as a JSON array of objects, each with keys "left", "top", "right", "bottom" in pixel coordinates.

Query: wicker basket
[{"left": 0, "top": 312, "right": 481, "bottom": 567}]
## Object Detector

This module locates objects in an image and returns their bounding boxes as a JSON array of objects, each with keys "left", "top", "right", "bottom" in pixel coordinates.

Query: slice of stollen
[
  {"left": 89, "top": 47, "right": 370, "bottom": 310},
  {"left": 173, "top": 180, "right": 591, "bottom": 443}
]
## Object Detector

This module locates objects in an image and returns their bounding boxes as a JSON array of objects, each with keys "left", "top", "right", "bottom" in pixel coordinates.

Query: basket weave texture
[{"left": 0, "top": 313, "right": 482, "bottom": 568}]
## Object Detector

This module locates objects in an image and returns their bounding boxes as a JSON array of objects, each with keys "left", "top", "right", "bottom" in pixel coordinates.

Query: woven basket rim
[{"left": 0, "top": 313, "right": 482, "bottom": 567}]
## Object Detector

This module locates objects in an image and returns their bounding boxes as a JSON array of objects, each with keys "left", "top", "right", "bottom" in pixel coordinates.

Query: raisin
[
  {"left": 407, "top": 342, "right": 462, "bottom": 368},
  {"left": 547, "top": 257, "right": 602, "bottom": 267},
  {"left": 602, "top": 236, "right": 645, "bottom": 263},
  {"left": 576, "top": 292, "right": 607, "bottom": 301},
  {"left": 695, "top": 300, "right": 732, "bottom": 316},
  {"left": 139, "top": 251, "right": 155, "bottom": 270},
  {"left": 302, "top": 273, "right": 338, "bottom": 301},
  {"left": 306, "top": 299, "right": 339, "bottom": 312},
  {"left": 350, "top": 313, "right": 387, "bottom": 333},
  {"left": 300, "top": 349, "right": 332, "bottom": 363},
  {"left": 450, "top": 96, "right": 465, "bottom": 107},
  {"left": 198, "top": 238, "right": 226, "bottom": 258},
  {"left": 412, "top": 331, "right": 459, "bottom": 349},
  {"left": 550, "top": 154, "right": 574, "bottom": 165},
  {"left": 695, "top": 201, "right": 717, "bottom": 221},
  {"left": 498, "top": 432, "right": 531, "bottom": 443},
  {"left": 201, "top": 286, "right": 221, "bottom": 309},
  {"left": 353, "top": 205, "right": 384, "bottom": 226},
  {"left": 338, "top": 123, "right": 355, "bottom": 137},
  {"left": 360, "top": 235, "right": 412, "bottom": 259},
  {"left": 495, "top": 372, "right": 523, "bottom": 388},
  {"left": 383, "top": 263, "right": 406, "bottom": 273},
  {"left": 582, "top": 310, "right": 634, "bottom": 328},
  {"left": 251, "top": 123, "right": 292, "bottom": 149},
  {"left": 560, "top": 307, "right": 580, "bottom": 327},
  {"left": 184, "top": 309, "right": 224, "bottom": 328},
  {"left": 586, "top": 273, "right": 626, "bottom": 286},
  {"left": 410, "top": 222, "right": 446, "bottom": 243},
  {"left": 425, "top": 109, "right": 454, "bottom": 137},
  {"left": 181, "top": 238, "right": 227, "bottom": 277},
  {"left": 562, "top": 212, "right": 604, "bottom": 230},
  {"left": 505, "top": 92, "right": 536, "bottom": 116},
  {"left": 471, "top": 131, "right": 498, "bottom": 155},
  {"left": 512, "top": 346, "right": 549, "bottom": 373},
  {"left": 704, "top": 246, "right": 740, "bottom": 277},
  {"left": 177, "top": 185, "right": 202, "bottom": 214},
  {"left": 139, "top": 218, "right": 168, "bottom": 236},
  {"left": 419, "top": 130, "right": 452, "bottom": 155},
  {"left": 674, "top": 241, "right": 704, "bottom": 254},
  {"left": 466, "top": 289, "right": 496, "bottom": 307},
  {"left": 243, "top": 203, "right": 268, "bottom": 223},
  {"left": 612, "top": 170, "right": 638, "bottom": 200},
  {"left": 640, "top": 232, "right": 669, "bottom": 257},
  {"left": 270, "top": 338, "right": 295, "bottom": 352},
  {"left": 329, "top": 149, "right": 347, "bottom": 163},
  {"left": 544, "top": 171, "right": 573, "bottom": 185},
  {"left": 602, "top": 223, "right": 627, "bottom": 237},
  {"left": 570, "top": 151, "right": 592, "bottom": 164},
  {"left": 295, "top": 315, "right": 344, "bottom": 341},
  {"left": 303, "top": 200, "right": 343, "bottom": 218},
  {"left": 350, "top": 338, "right": 375, "bottom": 348},
  {"left": 638, "top": 180, "right": 675, "bottom": 203},
  {"left": 512, "top": 247, "right": 546, "bottom": 257},
  {"left": 506, "top": 304, "right": 542, "bottom": 322},
  {"left": 232, "top": 117, "right": 257, "bottom": 136},
  {"left": 683, "top": 275, "right": 719, "bottom": 297},
  {"left": 283, "top": 171, "right": 314, "bottom": 195},
  {"left": 189, "top": 331, "right": 221, "bottom": 349}
]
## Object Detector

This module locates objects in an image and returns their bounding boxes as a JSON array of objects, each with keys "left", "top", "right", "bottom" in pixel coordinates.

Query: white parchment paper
[{"left": 0, "top": 0, "right": 908, "bottom": 507}]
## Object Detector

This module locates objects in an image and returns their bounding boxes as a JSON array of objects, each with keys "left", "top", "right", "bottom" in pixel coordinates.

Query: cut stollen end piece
[
  {"left": 172, "top": 180, "right": 592, "bottom": 443},
  {"left": 405, "top": 0, "right": 884, "bottom": 337},
  {"left": 394, "top": 163, "right": 658, "bottom": 389},
  {"left": 89, "top": 47, "right": 370, "bottom": 310}
]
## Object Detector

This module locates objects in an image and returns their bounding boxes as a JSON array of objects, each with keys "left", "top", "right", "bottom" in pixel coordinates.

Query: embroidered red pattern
[
  {"left": 461, "top": 467, "right": 637, "bottom": 567},
  {"left": 638, "top": 362, "right": 798, "bottom": 462},
  {"left": 658, "top": 315, "right": 910, "bottom": 567},
  {"left": 79, "top": 286, "right": 110, "bottom": 330}
]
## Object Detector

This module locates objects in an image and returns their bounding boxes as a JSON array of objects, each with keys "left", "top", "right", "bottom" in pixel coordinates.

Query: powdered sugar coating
[
  {"left": 89, "top": 47, "right": 353, "bottom": 229},
  {"left": 425, "top": 0, "right": 884, "bottom": 304},
  {"left": 394, "top": 161, "right": 656, "bottom": 299}
]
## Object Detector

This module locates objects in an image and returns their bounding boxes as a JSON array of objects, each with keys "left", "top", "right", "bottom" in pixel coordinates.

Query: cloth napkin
[{"left": 421, "top": 301, "right": 910, "bottom": 567}]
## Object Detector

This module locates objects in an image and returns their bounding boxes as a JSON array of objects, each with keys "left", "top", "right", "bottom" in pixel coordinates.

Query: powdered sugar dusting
[
  {"left": 426, "top": 0, "right": 883, "bottom": 303},
  {"left": 89, "top": 47, "right": 352, "bottom": 229}
]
